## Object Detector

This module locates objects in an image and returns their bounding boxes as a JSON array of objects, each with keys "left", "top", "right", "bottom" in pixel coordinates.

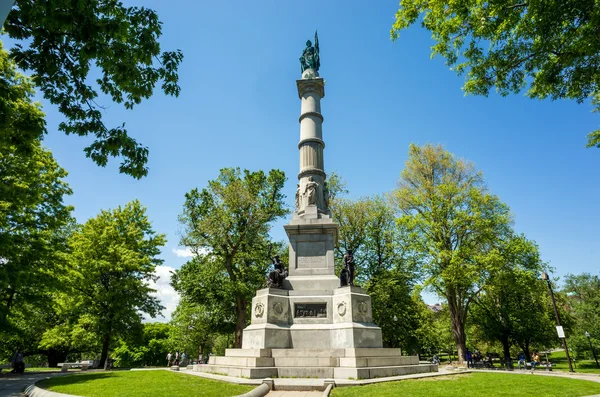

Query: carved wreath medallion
[
  {"left": 337, "top": 301, "right": 347, "bottom": 317},
  {"left": 273, "top": 302, "right": 284, "bottom": 316},
  {"left": 358, "top": 301, "right": 368, "bottom": 314},
  {"left": 255, "top": 302, "right": 265, "bottom": 318}
]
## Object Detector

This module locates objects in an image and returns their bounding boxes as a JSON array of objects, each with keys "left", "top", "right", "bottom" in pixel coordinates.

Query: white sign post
[{"left": 556, "top": 326, "right": 566, "bottom": 339}]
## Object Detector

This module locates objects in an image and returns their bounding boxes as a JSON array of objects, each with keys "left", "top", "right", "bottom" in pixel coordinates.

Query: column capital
[{"left": 296, "top": 77, "right": 325, "bottom": 99}]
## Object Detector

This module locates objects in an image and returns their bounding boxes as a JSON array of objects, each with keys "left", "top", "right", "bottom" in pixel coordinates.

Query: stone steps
[
  {"left": 270, "top": 349, "right": 345, "bottom": 358},
  {"left": 339, "top": 356, "right": 418, "bottom": 367},
  {"left": 273, "top": 357, "right": 338, "bottom": 367},
  {"left": 195, "top": 363, "right": 437, "bottom": 380},
  {"left": 194, "top": 364, "right": 277, "bottom": 379},
  {"left": 334, "top": 363, "right": 438, "bottom": 379},
  {"left": 209, "top": 356, "right": 274, "bottom": 367}
]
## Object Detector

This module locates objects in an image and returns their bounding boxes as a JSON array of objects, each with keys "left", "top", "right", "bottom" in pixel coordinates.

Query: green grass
[
  {"left": 26, "top": 367, "right": 61, "bottom": 372},
  {"left": 37, "top": 370, "right": 255, "bottom": 397},
  {"left": 548, "top": 350, "right": 600, "bottom": 374},
  {"left": 331, "top": 373, "right": 600, "bottom": 397}
]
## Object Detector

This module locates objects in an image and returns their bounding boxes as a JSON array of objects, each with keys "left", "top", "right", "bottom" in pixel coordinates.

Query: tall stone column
[
  {"left": 295, "top": 75, "right": 327, "bottom": 218},
  {"left": 284, "top": 67, "right": 339, "bottom": 290}
]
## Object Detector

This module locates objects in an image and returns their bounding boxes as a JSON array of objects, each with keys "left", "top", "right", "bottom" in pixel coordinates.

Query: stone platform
[{"left": 193, "top": 348, "right": 437, "bottom": 380}]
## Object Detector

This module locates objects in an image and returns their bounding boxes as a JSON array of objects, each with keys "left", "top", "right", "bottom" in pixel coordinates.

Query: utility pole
[{"left": 542, "top": 272, "right": 574, "bottom": 372}]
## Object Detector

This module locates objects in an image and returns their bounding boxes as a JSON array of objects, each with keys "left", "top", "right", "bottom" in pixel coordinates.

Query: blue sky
[{"left": 4, "top": 1, "right": 599, "bottom": 318}]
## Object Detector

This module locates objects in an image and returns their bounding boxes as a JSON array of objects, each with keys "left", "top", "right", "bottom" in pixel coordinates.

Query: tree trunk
[
  {"left": 501, "top": 335, "right": 511, "bottom": 368},
  {"left": 99, "top": 333, "right": 110, "bottom": 369},
  {"left": 446, "top": 287, "right": 467, "bottom": 363},
  {"left": 234, "top": 294, "right": 247, "bottom": 348},
  {"left": 46, "top": 349, "right": 68, "bottom": 367}
]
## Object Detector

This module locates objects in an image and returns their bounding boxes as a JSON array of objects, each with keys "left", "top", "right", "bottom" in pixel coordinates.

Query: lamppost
[
  {"left": 542, "top": 272, "right": 574, "bottom": 372},
  {"left": 393, "top": 315, "right": 400, "bottom": 351},
  {"left": 585, "top": 331, "right": 600, "bottom": 368}
]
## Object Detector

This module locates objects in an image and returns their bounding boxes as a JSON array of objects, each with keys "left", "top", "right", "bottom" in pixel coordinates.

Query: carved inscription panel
[
  {"left": 294, "top": 303, "right": 327, "bottom": 318},
  {"left": 296, "top": 241, "right": 326, "bottom": 269}
]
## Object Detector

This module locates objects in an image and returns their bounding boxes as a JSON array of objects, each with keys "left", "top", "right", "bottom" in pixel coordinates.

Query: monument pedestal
[
  {"left": 241, "top": 286, "right": 382, "bottom": 349},
  {"left": 194, "top": 287, "right": 438, "bottom": 379}
]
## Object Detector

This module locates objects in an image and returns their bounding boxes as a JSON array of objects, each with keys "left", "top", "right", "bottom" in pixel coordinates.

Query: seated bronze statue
[{"left": 267, "top": 255, "right": 288, "bottom": 289}]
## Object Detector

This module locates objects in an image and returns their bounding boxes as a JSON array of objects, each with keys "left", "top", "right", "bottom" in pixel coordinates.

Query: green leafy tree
[
  {"left": 563, "top": 273, "right": 600, "bottom": 360},
  {"left": 65, "top": 200, "right": 166, "bottom": 369},
  {"left": 469, "top": 235, "right": 554, "bottom": 362},
  {"left": 170, "top": 300, "right": 217, "bottom": 363},
  {"left": 391, "top": 0, "right": 600, "bottom": 147},
  {"left": 0, "top": 139, "right": 73, "bottom": 333},
  {"left": 394, "top": 143, "right": 512, "bottom": 362},
  {"left": 3, "top": 0, "right": 183, "bottom": 178},
  {"left": 112, "top": 322, "right": 173, "bottom": 367},
  {"left": 177, "top": 168, "right": 288, "bottom": 347},
  {"left": 0, "top": 40, "right": 45, "bottom": 151}
]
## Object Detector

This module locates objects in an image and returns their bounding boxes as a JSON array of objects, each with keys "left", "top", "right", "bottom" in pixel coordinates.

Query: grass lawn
[
  {"left": 548, "top": 350, "right": 600, "bottom": 374},
  {"left": 331, "top": 373, "right": 600, "bottom": 397},
  {"left": 37, "top": 370, "right": 255, "bottom": 397}
]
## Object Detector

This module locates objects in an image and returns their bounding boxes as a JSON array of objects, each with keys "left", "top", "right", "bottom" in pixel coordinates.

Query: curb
[
  {"left": 322, "top": 383, "right": 333, "bottom": 396},
  {"left": 24, "top": 384, "right": 80, "bottom": 397},
  {"left": 234, "top": 382, "right": 271, "bottom": 397}
]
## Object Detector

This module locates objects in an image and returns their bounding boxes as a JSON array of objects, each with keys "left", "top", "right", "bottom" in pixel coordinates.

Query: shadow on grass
[{"left": 38, "top": 372, "right": 115, "bottom": 389}]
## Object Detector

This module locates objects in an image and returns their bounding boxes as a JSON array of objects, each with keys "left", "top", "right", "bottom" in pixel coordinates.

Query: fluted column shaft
[{"left": 296, "top": 77, "right": 327, "bottom": 216}]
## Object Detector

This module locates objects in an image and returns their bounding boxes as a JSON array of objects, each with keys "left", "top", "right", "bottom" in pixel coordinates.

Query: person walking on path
[
  {"left": 465, "top": 349, "right": 474, "bottom": 369},
  {"left": 166, "top": 352, "right": 172, "bottom": 367},
  {"left": 518, "top": 352, "right": 526, "bottom": 370}
]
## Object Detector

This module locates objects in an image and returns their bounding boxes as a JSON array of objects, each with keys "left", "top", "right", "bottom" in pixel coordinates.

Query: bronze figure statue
[
  {"left": 267, "top": 255, "right": 288, "bottom": 289},
  {"left": 299, "top": 31, "right": 320, "bottom": 73},
  {"left": 340, "top": 249, "right": 355, "bottom": 287}
]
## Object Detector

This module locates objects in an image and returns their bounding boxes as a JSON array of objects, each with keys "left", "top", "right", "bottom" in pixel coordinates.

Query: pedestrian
[
  {"left": 465, "top": 349, "right": 473, "bottom": 369},
  {"left": 432, "top": 354, "right": 440, "bottom": 365},
  {"left": 518, "top": 352, "right": 526, "bottom": 370},
  {"left": 166, "top": 351, "right": 172, "bottom": 367},
  {"left": 181, "top": 352, "right": 187, "bottom": 366},
  {"left": 175, "top": 351, "right": 180, "bottom": 366},
  {"left": 10, "top": 350, "right": 25, "bottom": 373}
]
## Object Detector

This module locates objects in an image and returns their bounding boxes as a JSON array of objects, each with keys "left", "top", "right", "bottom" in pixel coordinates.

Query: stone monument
[{"left": 194, "top": 32, "right": 438, "bottom": 380}]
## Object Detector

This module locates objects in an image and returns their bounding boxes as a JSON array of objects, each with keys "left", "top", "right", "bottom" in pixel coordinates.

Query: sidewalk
[
  {"left": 266, "top": 393, "right": 321, "bottom": 397},
  {"left": 0, "top": 371, "right": 66, "bottom": 397}
]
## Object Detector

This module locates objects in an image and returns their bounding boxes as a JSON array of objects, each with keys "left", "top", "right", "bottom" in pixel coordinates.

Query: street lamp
[
  {"left": 542, "top": 272, "right": 574, "bottom": 372},
  {"left": 585, "top": 331, "right": 600, "bottom": 368}
]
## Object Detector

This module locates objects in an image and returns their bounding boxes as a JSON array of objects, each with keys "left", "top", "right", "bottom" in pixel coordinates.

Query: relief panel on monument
[{"left": 296, "top": 241, "right": 326, "bottom": 269}]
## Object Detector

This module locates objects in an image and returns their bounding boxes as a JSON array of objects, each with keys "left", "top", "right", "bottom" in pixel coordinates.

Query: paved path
[
  {"left": 266, "top": 392, "right": 321, "bottom": 397},
  {"left": 0, "top": 372, "right": 65, "bottom": 397}
]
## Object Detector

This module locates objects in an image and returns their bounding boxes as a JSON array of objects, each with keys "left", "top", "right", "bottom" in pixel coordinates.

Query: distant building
[{"left": 427, "top": 303, "right": 443, "bottom": 313}]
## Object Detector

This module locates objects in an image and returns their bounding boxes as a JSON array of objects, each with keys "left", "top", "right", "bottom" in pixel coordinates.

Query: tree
[
  {"left": 391, "top": 0, "right": 600, "bottom": 148},
  {"left": 563, "top": 273, "right": 600, "bottom": 359},
  {"left": 0, "top": 134, "right": 73, "bottom": 333},
  {"left": 64, "top": 200, "right": 165, "bottom": 369},
  {"left": 112, "top": 322, "right": 173, "bottom": 367},
  {"left": 3, "top": 1, "right": 183, "bottom": 178},
  {"left": 0, "top": 40, "right": 45, "bottom": 152},
  {"left": 177, "top": 168, "right": 288, "bottom": 347},
  {"left": 394, "top": 143, "right": 512, "bottom": 362},
  {"left": 469, "top": 235, "right": 554, "bottom": 362},
  {"left": 169, "top": 300, "right": 217, "bottom": 363}
]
